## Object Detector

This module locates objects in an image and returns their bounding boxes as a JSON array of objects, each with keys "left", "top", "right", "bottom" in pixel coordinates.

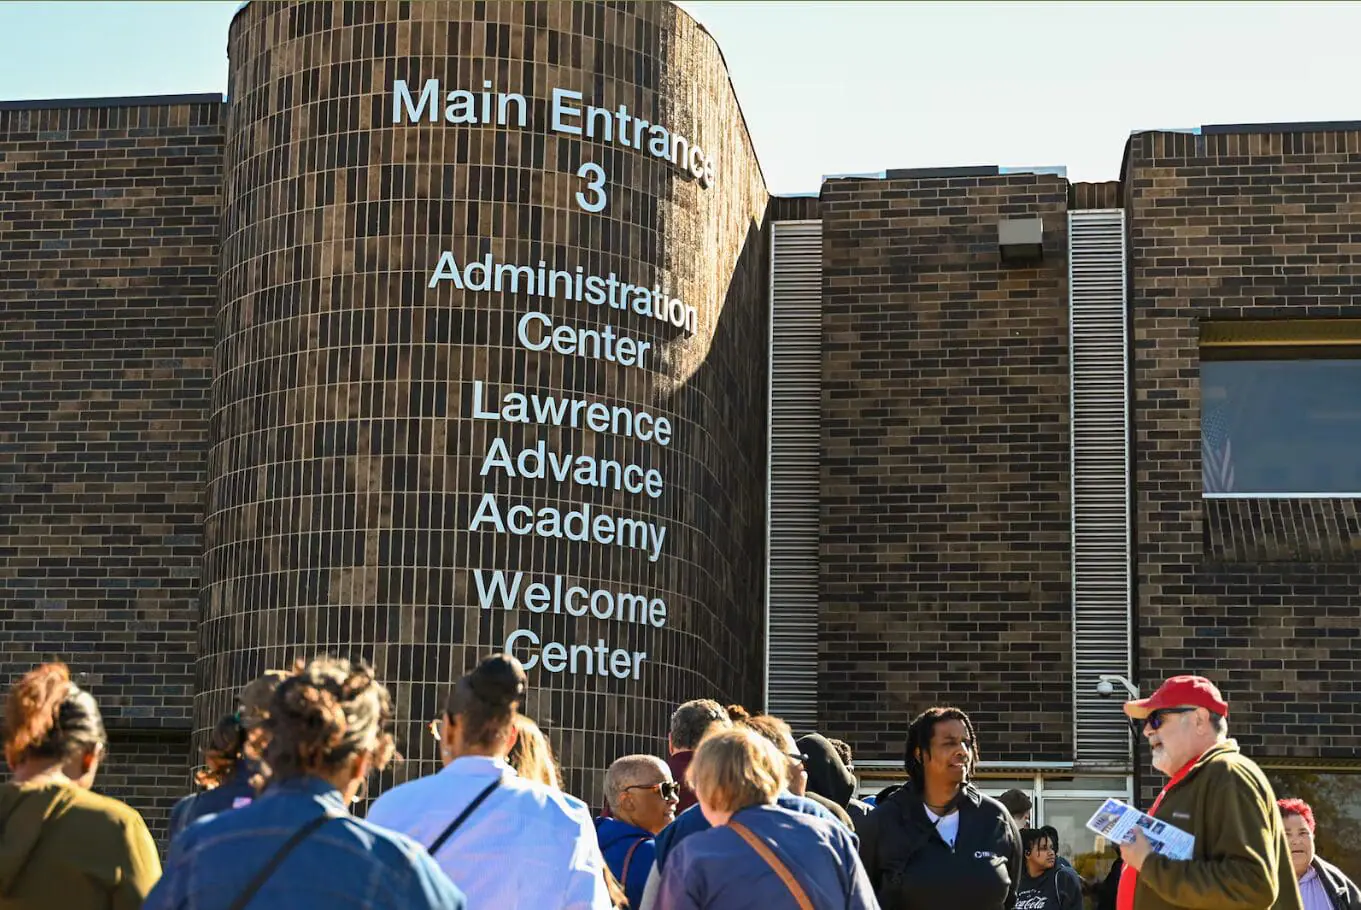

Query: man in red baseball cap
[{"left": 1114, "top": 675, "right": 1300, "bottom": 910}]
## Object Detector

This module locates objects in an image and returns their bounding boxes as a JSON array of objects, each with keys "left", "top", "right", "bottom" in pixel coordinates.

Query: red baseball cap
[{"left": 1123, "top": 675, "right": 1229, "bottom": 720}]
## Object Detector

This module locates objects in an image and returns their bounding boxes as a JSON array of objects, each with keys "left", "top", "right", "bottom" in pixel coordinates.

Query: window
[
  {"left": 1266, "top": 768, "right": 1361, "bottom": 882},
  {"left": 977, "top": 774, "right": 1132, "bottom": 905},
  {"left": 1201, "top": 320, "right": 1361, "bottom": 496}
]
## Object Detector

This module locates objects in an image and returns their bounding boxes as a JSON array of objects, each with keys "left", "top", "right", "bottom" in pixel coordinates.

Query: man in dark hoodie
[
  {"left": 799, "top": 733, "right": 873, "bottom": 832},
  {"left": 1018, "top": 827, "right": 1084, "bottom": 910}
]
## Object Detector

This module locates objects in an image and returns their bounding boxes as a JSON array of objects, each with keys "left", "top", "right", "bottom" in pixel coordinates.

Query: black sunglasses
[
  {"left": 786, "top": 752, "right": 809, "bottom": 765},
  {"left": 624, "top": 781, "right": 680, "bottom": 800},
  {"left": 1141, "top": 707, "right": 1199, "bottom": 731}
]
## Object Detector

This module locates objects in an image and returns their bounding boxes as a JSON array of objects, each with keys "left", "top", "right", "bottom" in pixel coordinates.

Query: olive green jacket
[
  {"left": 0, "top": 780, "right": 161, "bottom": 910},
  {"left": 1134, "top": 740, "right": 1302, "bottom": 910}
]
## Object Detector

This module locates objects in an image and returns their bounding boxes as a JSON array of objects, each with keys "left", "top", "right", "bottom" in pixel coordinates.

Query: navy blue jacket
[
  {"left": 657, "top": 803, "right": 877, "bottom": 909},
  {"left": 167, "top": 761, "right": 259, "bottom": 842},
  {"left": 595, "top": 816, "right": 654, "bottom": 910},
  {"left": 653, "top": 791, "right": 844, "bottom": 871}
]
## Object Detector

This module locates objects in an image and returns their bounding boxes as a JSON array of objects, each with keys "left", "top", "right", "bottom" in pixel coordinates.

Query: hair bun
[
  {"left": 468, "top": 654, "right": 527, "bottom": 707},
  {"left": 5, "top": 663, "right": 74, "bottom": 766},
  {"left": 726, "top": 704, "right": 751, "bottom": 722}
]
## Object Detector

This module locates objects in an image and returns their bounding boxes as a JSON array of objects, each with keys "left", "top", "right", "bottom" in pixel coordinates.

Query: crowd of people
[{"left": 0, "top": 656, "right": 1355, "bottom": 910}]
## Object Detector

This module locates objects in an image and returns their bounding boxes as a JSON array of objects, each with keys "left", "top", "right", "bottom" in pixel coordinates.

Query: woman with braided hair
[
  {"left": 167, "top": 669, "right": 288, "bottom": 841},
  {"left": 145, "top": 656, "right": 465, "bottom": 910},
  {"left": 0, "top": 661, "right": 161, "bottom": 909},
  {"left": 856, "top": 706, "right": 1023, "bottom": 910}
]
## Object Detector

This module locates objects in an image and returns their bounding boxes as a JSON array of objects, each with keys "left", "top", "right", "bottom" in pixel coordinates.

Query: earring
[{"left": 351, "top": 775, "right": 370, "bottom": 805}]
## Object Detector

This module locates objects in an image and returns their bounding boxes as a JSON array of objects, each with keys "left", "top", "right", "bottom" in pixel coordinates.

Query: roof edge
[{"left": 0, "top": 93, "right": 224, "bottom": 112}]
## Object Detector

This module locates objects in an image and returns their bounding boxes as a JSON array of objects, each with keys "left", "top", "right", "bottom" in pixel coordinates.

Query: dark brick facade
[
  {"left": 1126, "top": 127, "right": 1361, "bottom": 764},
  {"left": 201, "top": 0, "right": 771, "bottom": 810},
  {"left": 817, "top": 173, "right": 1073, "bottom": 765},
  {"left": 0, "top": 97, "right": 223, "bottom": 838},
  {"left": 7, "top": 0, "right": 1361, "bottom": 855}
]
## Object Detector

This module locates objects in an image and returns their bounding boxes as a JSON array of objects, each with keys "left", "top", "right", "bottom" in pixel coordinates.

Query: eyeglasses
[
  {"left": 624, "top": 781, "right": 680, "bottom": 801},
  {"left": 1142, "top": 707, "right": 1198, "bottom": 731}
]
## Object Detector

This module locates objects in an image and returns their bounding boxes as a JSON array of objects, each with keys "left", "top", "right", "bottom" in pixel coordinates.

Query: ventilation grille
[
  {"left": 1069, "top": 210, "right": 1133, "bottom": 767},
  {"left": 766, "top": 221, "right": 822, "bottom": 730}
]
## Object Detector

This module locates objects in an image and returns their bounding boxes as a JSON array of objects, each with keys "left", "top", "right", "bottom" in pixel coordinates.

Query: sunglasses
[
  {"left": 1141, "top": 707, "right": 1199, "bottom": 731},
  {"left": 786, "top": 752, "right": 809, "bottom": 766},
  {"left": 624, "top": 781, "right": 681, "bottom": 800}
]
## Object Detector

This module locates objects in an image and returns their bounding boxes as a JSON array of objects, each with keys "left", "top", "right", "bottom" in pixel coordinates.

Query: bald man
[{"left": 594, "top": 755, "right": 678, "bottom": 910}]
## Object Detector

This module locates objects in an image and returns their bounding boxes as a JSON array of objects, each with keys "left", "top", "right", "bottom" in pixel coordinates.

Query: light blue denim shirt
[{"left": 145, "top": 776, "right": 465, "bottom": 910}]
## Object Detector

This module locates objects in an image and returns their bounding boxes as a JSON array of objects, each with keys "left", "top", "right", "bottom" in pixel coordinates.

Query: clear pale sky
[{"left": 1, "top": 1, "right": 1357, "bottom": 192}]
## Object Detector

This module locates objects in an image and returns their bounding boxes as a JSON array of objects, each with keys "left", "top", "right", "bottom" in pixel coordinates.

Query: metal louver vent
[
  {"left": 765, "top": 220, "right": 822, "bottom": 730},
  {"left": 1069, "top": 210, "right": 1133, "bottom": 768}
]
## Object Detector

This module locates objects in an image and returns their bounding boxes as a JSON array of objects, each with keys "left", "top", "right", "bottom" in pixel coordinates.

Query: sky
[{"left": 1, "top": 2, "right": 1359, "bottom": 193}]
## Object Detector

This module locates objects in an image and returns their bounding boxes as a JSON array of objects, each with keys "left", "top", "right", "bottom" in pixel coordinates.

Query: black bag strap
[
  {"left": 427, "top": 777, "right": 502, "bottom": 857},
  {"left": 226, "top": 808, "right": 342, "bottom": 910}
]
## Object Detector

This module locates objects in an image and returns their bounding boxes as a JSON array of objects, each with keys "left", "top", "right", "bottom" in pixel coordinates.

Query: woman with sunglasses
[
  {"left": 367, "top": 653, "right": 612, "bottom": 908},
  {"left": 597, "top": 755, "right": 680, "bottom": 909}
]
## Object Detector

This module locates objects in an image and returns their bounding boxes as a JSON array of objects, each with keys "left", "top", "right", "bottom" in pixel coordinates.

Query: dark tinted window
[{"left": 1202, "top": 356, "right": 1361, "bottom": 495}]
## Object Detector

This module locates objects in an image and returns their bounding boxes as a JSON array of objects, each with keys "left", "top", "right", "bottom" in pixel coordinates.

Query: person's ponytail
[
  {"left": 445, "top": 654, "right": 527, "bottom": 750},
  {"left": 196, "top": 712, "right": 251, "bottom": 788},
  {"left": 4, "top": 663, "right": 105, "bottom": 770}
]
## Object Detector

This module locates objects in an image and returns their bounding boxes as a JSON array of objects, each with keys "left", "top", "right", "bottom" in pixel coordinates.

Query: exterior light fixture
[{"left": 999, "top": 216, "right": 1044, "bottom": 263}]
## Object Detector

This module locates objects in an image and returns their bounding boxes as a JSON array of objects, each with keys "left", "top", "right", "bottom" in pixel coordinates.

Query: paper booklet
[{"left": 1085, "top": 798, "right": 1195, "bottom": 861}]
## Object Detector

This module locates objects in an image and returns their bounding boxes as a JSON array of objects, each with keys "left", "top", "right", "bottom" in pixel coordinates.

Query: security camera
[{"left": 1097, "top": 674, "right": 1140, "bottom": 700}]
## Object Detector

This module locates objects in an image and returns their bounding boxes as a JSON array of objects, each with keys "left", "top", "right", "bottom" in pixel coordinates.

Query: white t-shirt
[{"left": 926, "top": 806, "right": 960, "bottom": 850}]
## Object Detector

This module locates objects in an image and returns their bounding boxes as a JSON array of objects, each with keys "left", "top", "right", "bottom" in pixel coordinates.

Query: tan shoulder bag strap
[{"left": 727, "top": 820, "right": 814, "bottom": 910}]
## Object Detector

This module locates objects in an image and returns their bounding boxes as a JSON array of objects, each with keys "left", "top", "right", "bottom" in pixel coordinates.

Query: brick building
[{"left": 2, "top": 0, "right": 1359, "bottom": 878}]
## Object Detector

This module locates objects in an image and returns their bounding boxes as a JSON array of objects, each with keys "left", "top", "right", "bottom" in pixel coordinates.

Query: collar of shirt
[
  {"left": 442, "top": 755, "right": 516, "bottom": 779},
  {"left": 257, "top": 775, "right": 348, "bottom": 811}
]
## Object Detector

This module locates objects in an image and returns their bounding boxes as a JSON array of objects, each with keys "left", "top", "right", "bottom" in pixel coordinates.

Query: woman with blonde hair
[
  {"left": 506, "top": 714, "right": 562, "bottom": 789},
  {"left": 146, "top": 656, "right": 464, "bottom": 910},
  {"left": 657, "top": 727, "right": 876, "bottom": 909},
  {"left": 0, "top": 662, "right": 160, "bottom": 909}
]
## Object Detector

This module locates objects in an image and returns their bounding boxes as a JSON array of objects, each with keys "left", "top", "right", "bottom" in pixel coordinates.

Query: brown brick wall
[
  {"left": 1126, "top": 128, "right": 1361, "bottom": 762},
  {"left": 206, "top": 0, "right": 770, "bottom": 810},
  {"left": 0, "top": 98, "right": 222, "bottom": 839},
  {"left": 819, "top": 173, "right": 1073, "bottom": 764}
]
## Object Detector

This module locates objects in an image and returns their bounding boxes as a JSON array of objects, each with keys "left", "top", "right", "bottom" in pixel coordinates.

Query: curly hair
[
  {"left": 903, "top": 706, "right": 978, "bottom": 791},
  {"left": 260, "top": 656, "right": 395, "bottom": 785},
  {"left": 1278, "top": 798, "right": 1316, "bottom": 833},
  {"left": 737, "top": 714, "right": 794, "bottom": 752},
  {"left": 667, "top": 699, "right": 731, "bottom": 751},
  {"left": 4, "top": 663, "right": 106, "bottom": 769}
]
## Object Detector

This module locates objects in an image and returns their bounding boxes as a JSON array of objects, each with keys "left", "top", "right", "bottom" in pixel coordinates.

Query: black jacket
[
  {"left": 1017, "top": 865, "right": 1083, "bottom": 910},
  {"left": 857, "top": 781, "right": 1023, "bottom": 910},
  {"left": 1314, "top": 857, "right": 1361, "bottom": 910},
  {"left": 798, "top": 734, "right": 873, "bottom": 832}
]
